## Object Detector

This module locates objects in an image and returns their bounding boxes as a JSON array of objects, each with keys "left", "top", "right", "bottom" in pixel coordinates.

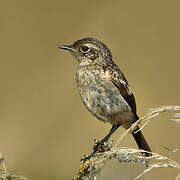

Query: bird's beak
[{"left": 58, "top": 45, "right": 75, "bottom": 52}]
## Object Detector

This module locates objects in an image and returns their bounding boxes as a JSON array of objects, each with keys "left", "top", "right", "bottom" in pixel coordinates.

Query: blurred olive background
[{"left": 0, "top": 0, "right": 180, "bottom": 179}]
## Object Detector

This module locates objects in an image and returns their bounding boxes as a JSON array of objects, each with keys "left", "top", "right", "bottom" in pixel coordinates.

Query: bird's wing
[{"left": 106, "top": 67, "right": 137, "bottom": 115}]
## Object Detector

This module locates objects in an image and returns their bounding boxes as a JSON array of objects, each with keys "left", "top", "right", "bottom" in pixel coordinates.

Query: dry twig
[{"left": 0, "top": 152, "right": 29, "bottom": 180}]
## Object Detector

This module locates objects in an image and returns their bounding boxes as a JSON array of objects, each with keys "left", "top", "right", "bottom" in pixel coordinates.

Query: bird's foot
[
  {"left": 93, "top": 139, "right": 113, "bottom": 153},
  {"left": 81, "top": 139, "right": 113, "bottom": 163},
  {"left": 81, "top": 154, "right": 92, "bottom": 163}
]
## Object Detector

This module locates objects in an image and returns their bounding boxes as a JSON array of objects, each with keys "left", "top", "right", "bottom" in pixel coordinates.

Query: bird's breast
[{"left": 76, "top": 66, "right": 132, "bottom": 125}]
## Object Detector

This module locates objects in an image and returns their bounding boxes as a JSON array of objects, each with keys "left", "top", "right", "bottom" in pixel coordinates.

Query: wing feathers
[{"left": 107, "top": 68, "right": 137, "bottom": 115}]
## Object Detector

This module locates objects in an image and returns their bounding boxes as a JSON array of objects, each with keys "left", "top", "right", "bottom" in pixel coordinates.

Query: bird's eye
[{"left": 81, "top": 46, "right": 89, "bottom": 52}]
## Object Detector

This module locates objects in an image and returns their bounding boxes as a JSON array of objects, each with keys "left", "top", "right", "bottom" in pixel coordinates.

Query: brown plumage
[{"left": 59, "top": 38, "right": 151, "bottom": 158}]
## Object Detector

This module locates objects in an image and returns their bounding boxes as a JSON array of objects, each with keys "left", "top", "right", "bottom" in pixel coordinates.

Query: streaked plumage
[{"left": 59, "top": 38, "right": 151, "bottom": 157}]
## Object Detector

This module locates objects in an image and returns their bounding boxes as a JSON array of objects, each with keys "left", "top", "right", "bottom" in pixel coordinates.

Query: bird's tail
[{"left": 132, "top": 127, "right": 151, "bottom": 157}]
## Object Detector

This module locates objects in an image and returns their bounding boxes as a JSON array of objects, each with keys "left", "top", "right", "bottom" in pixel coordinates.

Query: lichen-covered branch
[{"left": 74, "top": 105, "right": 180, "bottom": 180}]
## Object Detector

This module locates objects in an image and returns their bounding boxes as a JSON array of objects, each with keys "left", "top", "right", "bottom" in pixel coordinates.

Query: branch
[{"left": 74, "top": 105, "right": 180, "bottom": 180}]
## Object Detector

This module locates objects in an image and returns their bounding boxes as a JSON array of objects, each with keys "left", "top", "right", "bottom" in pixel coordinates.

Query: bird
[{"left": 59, "top": 38, "right": 151, "bottom": 159}]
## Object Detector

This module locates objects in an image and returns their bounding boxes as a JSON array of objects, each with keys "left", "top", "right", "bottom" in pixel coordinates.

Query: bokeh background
[{"left": 0, "top": 0, "right": 180, "bottom": 179}]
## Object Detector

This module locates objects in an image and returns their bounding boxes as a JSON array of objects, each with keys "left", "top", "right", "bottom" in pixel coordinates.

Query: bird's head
[{"left": 59, "top": 38, "right": 112, "bottom": 65}]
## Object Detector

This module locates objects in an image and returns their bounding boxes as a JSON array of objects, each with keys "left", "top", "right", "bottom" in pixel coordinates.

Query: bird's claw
[
  {"left": 93, "top": 139, "right": 113, "bottom": 153},
  {"left": 81, "top": 139, "right": 113, "bottom": 163},
  {"left": 81, "top": 154, "right": 92, "bottom": 163}
]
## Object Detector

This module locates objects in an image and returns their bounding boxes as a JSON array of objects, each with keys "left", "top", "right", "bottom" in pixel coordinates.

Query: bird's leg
[
  {"left": 93, "top": 123, "right": 121, "bottom": 152},
  {"left": 81, "top": 123, "right": 121, "bottom": 163}
]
